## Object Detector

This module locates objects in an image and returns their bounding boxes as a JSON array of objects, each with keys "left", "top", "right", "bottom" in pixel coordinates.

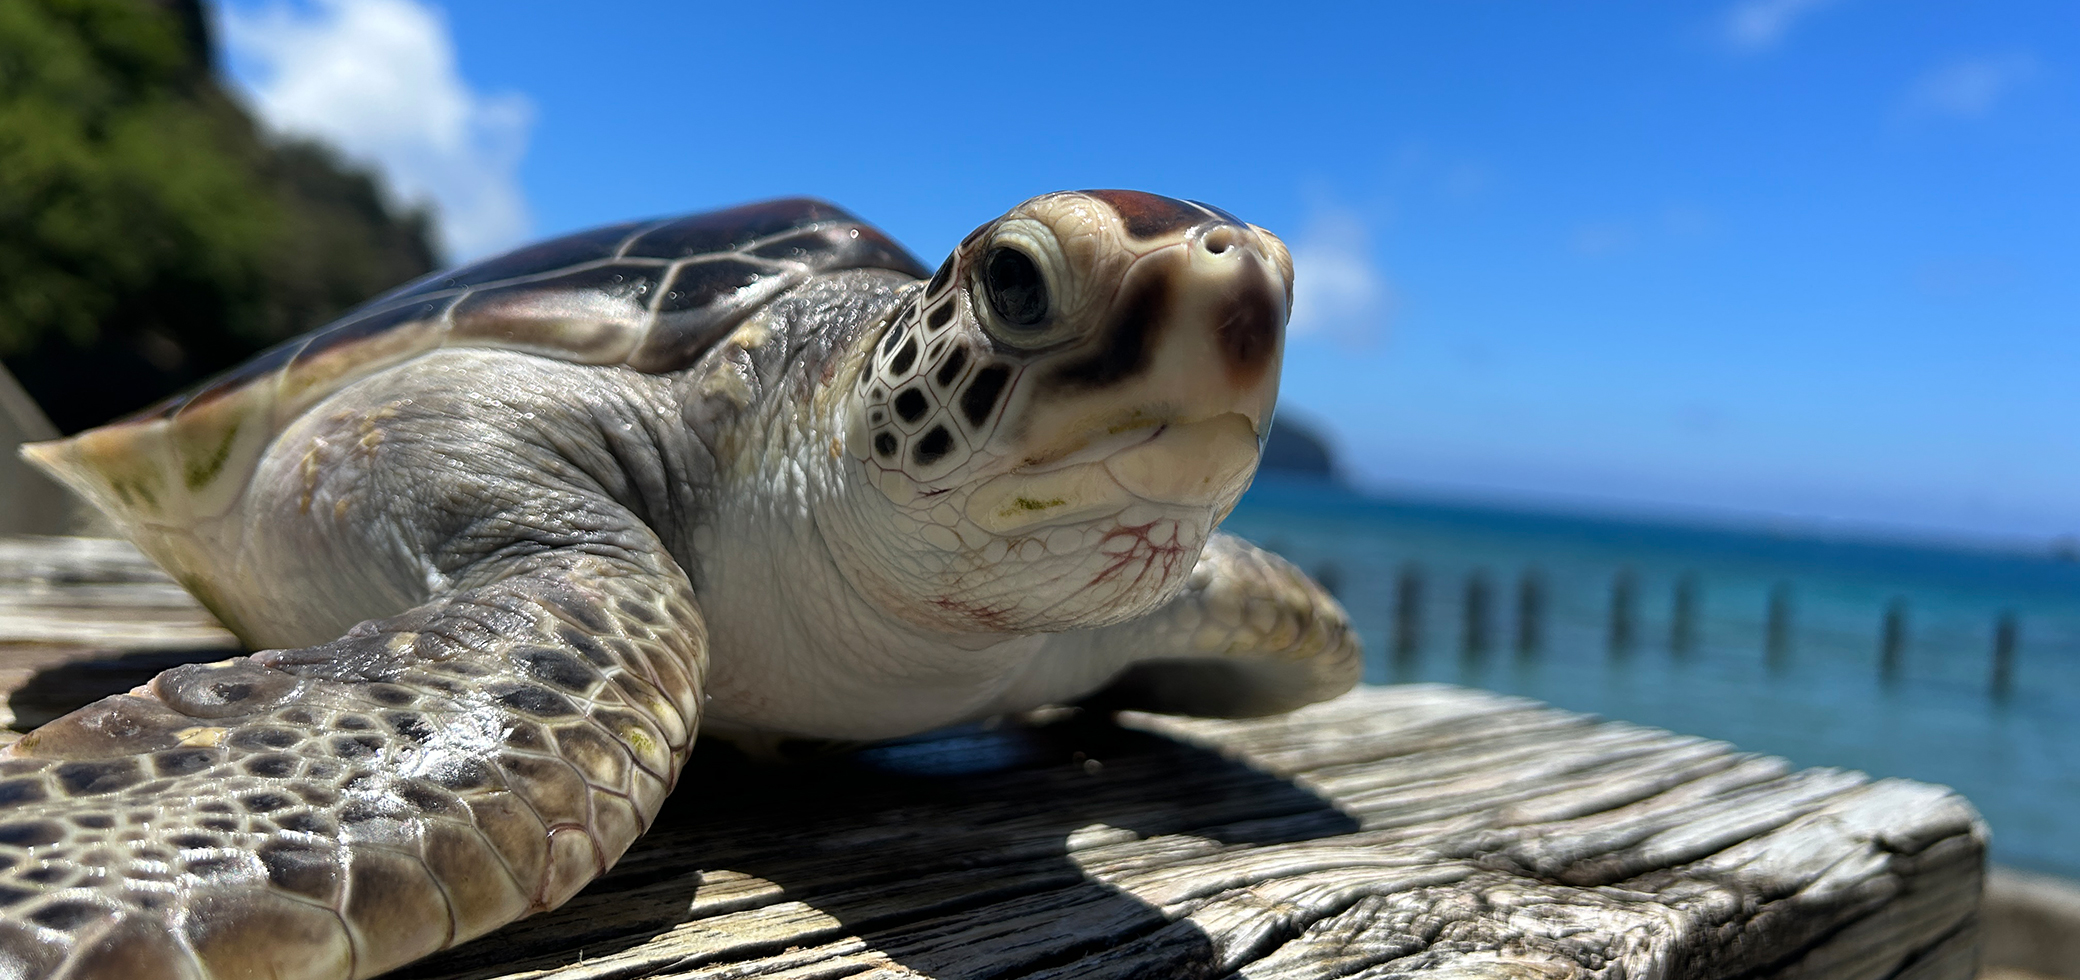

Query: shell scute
[
  {"left": 448, "top": 262, "right": 664, "bottom": 364},
  {"left": 408, "top": 219, "right": 653, "bottom": 296},
  {"left": 628, "top": 254, "right": 806, "bottom": 372},
  {"left": 752, "top": 224, "right": 929, "bottom": 278},
  {"left": 170, "top": 341, "right": 311, "bottom": 506},
  {"left": 125, "top": 329, "right": 311, "bottom": 427},
  {"left": 166, "top": 390, "right": 266, "bottom": 516},
  {"left": 620, "top": 198, "right": 853, "bottom": 260},
  {"left": 655, "top": 259, "right": 777, "bottom": 314},
  {"left": 182, "top": 335, "right": 309, "bottom": 415},
  {"left": 625, "top": 260, "right": 787, "bottom": 374},
  {"left": 279, "top": 303, "right": 450, "bottom": 423},
  {"left": 748, "top": 230, "right": 830, "bottom": 262}
]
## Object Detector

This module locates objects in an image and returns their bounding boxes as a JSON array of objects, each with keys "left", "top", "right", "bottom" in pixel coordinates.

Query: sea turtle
[{"left": 10, "top": 191, "right": 1358, "bottom": 979}]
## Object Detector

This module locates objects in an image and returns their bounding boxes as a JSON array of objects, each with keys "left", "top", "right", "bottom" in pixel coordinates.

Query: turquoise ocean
[{"left": 1223, "top": 474, "right": 2080, "bottom": 878}]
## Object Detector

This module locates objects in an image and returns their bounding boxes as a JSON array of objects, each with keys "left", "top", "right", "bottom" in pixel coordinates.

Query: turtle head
[{"left": 834, "top": 190, "right": 1293, "bottom": 635}]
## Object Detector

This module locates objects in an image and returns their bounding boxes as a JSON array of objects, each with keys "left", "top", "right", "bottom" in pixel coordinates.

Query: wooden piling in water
[
  {"left": 1992, "top": 611, "right": 2018, "bottom": 696},
  {"left": 1393, "top": 564, "right": 1423, "bottom": 664},
  {"left": 1670, "top": 573, "right": 1698, "bottom": 656},
  {"left": 1608, "top": 568, "right": 1636, "bottom": 656},
  {"left": 1463, "top": 571, "right": 1493, "bottom": 659},
  {"left": 1515, "top": 569, "right": 1544, "bottom": 657},
  {"left": 1880, "top": 598, "right": 1908, "bottom": 680},
  {"left": 1766, "top": 583, "right": 1794, "bottom": 668}
]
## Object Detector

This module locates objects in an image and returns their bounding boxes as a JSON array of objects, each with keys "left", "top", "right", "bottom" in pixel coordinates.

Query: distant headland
[{"left": 1259, "top": 416, "right": 1339, "bottom": 481}]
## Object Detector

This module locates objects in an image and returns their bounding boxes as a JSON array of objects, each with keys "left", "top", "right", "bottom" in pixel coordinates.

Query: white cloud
[
  {"left": 219, "top": 0, "right": 533, "bottom": 259},
  {"left": 1285, "top": 210, "right": 1391, "bottom": 346},
  {"left": 1905, "top": 54, "right": 2038, "bottom": 119},
  {"left": 1723, "top": 0, "right": 1840, "bottom": 53}
]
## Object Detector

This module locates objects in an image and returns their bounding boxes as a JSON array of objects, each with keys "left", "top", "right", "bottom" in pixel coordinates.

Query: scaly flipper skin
[
  {"left": 999, "top": 533, "right": 1361, "bottom": 719},
  {"left": 0, "top": 550, "right": 703, "bottom": 980}
]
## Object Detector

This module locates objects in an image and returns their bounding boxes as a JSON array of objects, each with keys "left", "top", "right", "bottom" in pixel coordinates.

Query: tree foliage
[{"left": 0, "top": 0, "right": 439, "bottom": 431}]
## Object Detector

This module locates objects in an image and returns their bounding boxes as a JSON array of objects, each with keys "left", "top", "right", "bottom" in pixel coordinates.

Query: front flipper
[
  {"left": 1058, "top": 532, "right": 1361, "bottom": 718},
  {"left": 0, "top": 551, "right": 703, "bottom": 980}
]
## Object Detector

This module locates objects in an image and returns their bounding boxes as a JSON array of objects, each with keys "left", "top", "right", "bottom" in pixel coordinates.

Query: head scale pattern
[{"left": 853, "top": 283, "right": 1018, "bottom": 484}]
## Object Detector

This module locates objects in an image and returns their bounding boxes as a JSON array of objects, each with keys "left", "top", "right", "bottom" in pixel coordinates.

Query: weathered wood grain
[
  {"left": 0, "top": 536, "right": 236, "bottom": 647},
  {"left": 0, "top": 536, "right": 239, "bottom": 729},
  {"left": 0, "top": 536, "right": 1987, "bottom": 978}
]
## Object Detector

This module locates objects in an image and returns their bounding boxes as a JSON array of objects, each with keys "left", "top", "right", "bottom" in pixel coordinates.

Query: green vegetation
[{"left": 0, "top": 0, "right": 438, "bottom": 431}]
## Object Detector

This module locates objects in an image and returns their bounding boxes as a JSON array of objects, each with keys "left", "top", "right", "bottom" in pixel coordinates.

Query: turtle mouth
[
  {"left": 1100, "top": 412, "right": 1259, "bottom": 504},
  {"left": 961, "top": 414, "right": 1259, "bottom": 536},
  {"left": 1004, "top": 409, "right": 1255, "bottom": 476}
]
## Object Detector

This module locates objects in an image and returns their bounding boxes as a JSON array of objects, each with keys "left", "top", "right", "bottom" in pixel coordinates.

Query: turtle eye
[{"left": 983, "top": 247, "right": 1048, "bottom": 328}]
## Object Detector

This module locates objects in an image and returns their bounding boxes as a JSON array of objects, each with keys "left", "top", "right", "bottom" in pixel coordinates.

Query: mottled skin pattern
[
  {"left": 12, "top": 192, "right": 1359, "bottom": 979},
  {"left": 0, "top": 559, "right": 696, "bottom": 979}
]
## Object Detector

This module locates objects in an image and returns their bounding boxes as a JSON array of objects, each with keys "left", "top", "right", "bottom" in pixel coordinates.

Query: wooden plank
[
  {"left": 0, "top": 536, "right": 236, "bottom": 648},
  {"left": 363, "top": 686, "right": 1982, "bottom": 980},
  {"left": 0, "top": 536, "right": 1986, "bottom": 978},
  {"left": 0, "top": 536, "right": 239, "bottom": 729}
]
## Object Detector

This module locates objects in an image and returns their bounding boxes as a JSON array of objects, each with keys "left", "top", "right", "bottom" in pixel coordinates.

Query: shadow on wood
[
  {"left": 4, "top": 645, "right": 241, "bottom": 729},
  {"left": 395, "top": 715, "right": 1360, "bottom": 980},
  {"left": 387, "top": 686, "right": 1984, "bottom": 980}
]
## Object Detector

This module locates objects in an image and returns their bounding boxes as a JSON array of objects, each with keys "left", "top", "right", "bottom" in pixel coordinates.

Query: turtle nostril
[{"left": 1200, "top": 225, "right": 1242, "bottom": 255}]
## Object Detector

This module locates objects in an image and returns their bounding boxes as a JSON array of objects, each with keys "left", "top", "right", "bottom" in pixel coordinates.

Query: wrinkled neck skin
[{"left": 684, "top": 276, "right": 1060, "bottom": 742}]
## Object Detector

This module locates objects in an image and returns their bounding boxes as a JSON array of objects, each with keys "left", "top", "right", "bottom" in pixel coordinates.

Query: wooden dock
[{"left": 0, "top": 535, "right": 1987, "bottom": 978}]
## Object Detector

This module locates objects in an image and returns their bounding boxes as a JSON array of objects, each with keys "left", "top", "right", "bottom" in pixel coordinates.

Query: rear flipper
[
  {"left": 1043, "top": 532, "right": 1362, "bottom": 718},
  {"left": 0, "top": 550, "right": 704, "bottom": 980}
]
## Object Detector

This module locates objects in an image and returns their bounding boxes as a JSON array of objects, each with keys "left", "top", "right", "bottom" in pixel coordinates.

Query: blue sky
[{"left": 214, "top": 0, "right": 2079, "bottom": 545}]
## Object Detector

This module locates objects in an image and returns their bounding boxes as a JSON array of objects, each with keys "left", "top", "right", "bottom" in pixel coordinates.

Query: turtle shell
[{"left": 25, "top": 198, "right": 928, "bottom": 534}]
